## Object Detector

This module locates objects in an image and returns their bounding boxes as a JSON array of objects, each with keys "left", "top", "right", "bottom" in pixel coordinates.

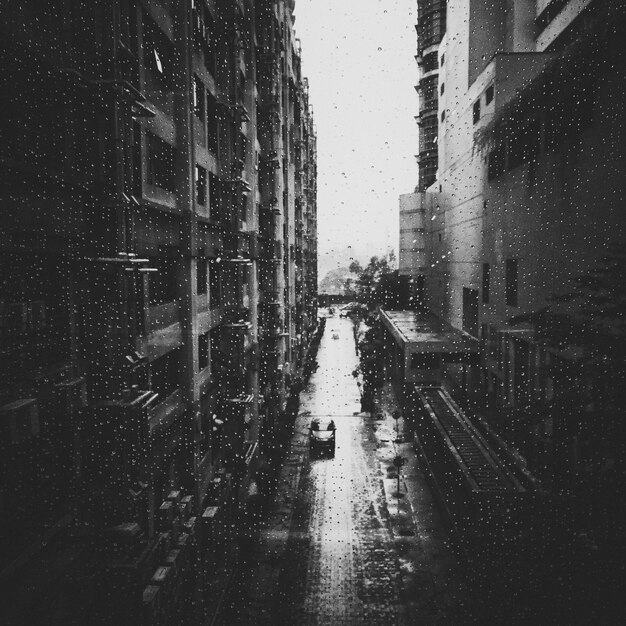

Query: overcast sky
[{"left": 293, "top": 0, "right": 418, "bottom": 277}]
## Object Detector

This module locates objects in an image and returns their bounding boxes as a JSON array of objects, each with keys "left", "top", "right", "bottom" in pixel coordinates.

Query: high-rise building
[
  {"left": 401, "top": 0, "right": 625, "bottom": 477},
  {"left": 415, "top": 0, "right": 447, "bottom": 191},
  {"left": 0, "top": 1, "right": 317, "bottom": 622}
]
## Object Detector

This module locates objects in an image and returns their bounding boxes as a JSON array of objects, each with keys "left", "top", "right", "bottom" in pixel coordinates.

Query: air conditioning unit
[
  {"left": 53, "top": 378, "right": 87, "bottom": 414},
  {"left": 0, "top": 398, "right": 39, "bottom": 444}
]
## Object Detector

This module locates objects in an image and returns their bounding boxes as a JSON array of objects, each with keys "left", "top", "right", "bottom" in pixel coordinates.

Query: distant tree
[
  {"left": 344, "top": 277, "right": 356, "bottom": 298},
  {"left": 348, "top": 260, "right": 363, "bottom": 275},
  {"left": 319, "top": 267, "right": 353, "bottom": 296},
  {"left": 356, "top": 321, "right": 386, "bottom": 412},
  {"left": 348, "top": 252, "right": 407, "bottom": 308}
]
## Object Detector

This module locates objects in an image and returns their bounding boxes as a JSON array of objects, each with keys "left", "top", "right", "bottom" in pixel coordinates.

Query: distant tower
[{"left": 415, "top": 0, "right": 446, "bottom": 191}]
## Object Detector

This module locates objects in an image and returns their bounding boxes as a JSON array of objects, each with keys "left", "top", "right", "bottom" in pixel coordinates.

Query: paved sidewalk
[{"left": 363, "top": 381, "right": 469, "bottom": 623}]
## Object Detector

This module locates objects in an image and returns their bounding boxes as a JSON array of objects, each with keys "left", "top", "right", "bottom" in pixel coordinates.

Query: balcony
[
  {"left": 223, "top": 231, "right": 252, "bottom": 260},
  {"left": 148, "top": 388, "right": 184, "bottom": 434},
  {"left": 147, "top": 300, "right": 180, "bottom": 333},
  {"left": 418, "top": 97, "right": 438, "bottom": 115},
  {"left": 223, "top": 305, "right": 251, "bottom": 329},
  {"left": 226, "top": 391, "right": 253, "bottom": 406},
  {"left": 260, "top": 196, "right": 281, "bottom": 216},
  {"left": 221, "top": 176, "right": 251, "bottom": 194},
  {"left": 260, "top": 152, "right": 280, "bottom": 170}
]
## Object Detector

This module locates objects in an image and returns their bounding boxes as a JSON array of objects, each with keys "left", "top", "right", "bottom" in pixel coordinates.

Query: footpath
[{"left": 362, "top": 381, "right": 467, "bottom": 623}]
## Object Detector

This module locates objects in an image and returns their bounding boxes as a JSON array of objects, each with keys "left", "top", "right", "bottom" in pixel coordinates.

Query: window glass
[
  {"left": 196, "top": 254, "right": 207, "bottom": 295},
  {"left": 193, "top": 76, "right": 205, "bottom": 119},
  {"left": 147, "top": 132, "right": 176, "bottom": 192},
  {"left": 196, "top": 164, "right": 207, "bottom": 205},
  {"left": 505, "top": 258, "right": 518, "bottom": 307},
  {"left": 485, "top": 84, "right": 494, "bottom": 104},
  {"left": 472, "top": 99, "right": 480, "bottom": 124}
]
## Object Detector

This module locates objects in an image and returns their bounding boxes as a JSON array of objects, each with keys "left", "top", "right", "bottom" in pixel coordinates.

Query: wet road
[
  {"left": 278, "top": 317, "right": 404, "bottom": 625},
  {"left": 217, "top": 316, "right": 461, "bottom": 625}
]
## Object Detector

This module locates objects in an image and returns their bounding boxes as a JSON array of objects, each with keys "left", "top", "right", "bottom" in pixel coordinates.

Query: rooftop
[{"left": 380, "top": 310, "right": 479, "bottom": 354}]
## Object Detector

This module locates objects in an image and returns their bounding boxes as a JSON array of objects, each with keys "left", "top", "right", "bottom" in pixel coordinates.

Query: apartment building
[
  {"left": 414, "top": 0, "right": 447, "bottom": 191},
  {"left": 401, "top": 0, "right": 625, "bottom": 475},
  {"left": 397, "top": 192, "right": 426, "bottom": 306},
  {"left": 0, "top": 0, "right": 317, "bottom": 622}
]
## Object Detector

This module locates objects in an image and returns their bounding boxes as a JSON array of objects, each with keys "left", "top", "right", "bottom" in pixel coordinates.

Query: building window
[
  {"left": 422, "top": 52, "right": 438, "bottom": 73},
  {"left": 149, "top": 248, "right": 180, "bottom": 304},
  {"left": 206, "top": 90, "right": 218, "bottom": 154},
  {"left": 473, "top": 99, "right": 481, "bottom": 124},
  {"left": 482, "top": 263, "right": 490, "bottom": 303},
  {"left": 209, "top": 172, "right": 220, "bottom": 220},
  {"left": 196, "top": 254, "right": 207, "bottom": 295},
  {"left": 143, "top": 15, "right": 174, "bottom": 88},
  {"left": 196, "top": 164, "right": 207, "bottom": 205},
  {"left": 193, "top": 76, "right": 205, "bottom": 119},
  {"left": 193, "top": 1, "right": 217, "bottom": 76},
  {"left": 208, "top": 258, "right": 221, "bottom": 307},
  {"left": 147, "top": 132, "right": 176, "bottom": 192},
  {"left": 505, "top": 258, "right": 518, "bottom": 307},
  {"left": 462, "top": 288, "right": 479, "bottom": 338},
  {"left": 240, "top": 193, "right": 249, "bottom": 223},
  {"left": 198, "top": 331, "right": 209, "bottom": 370},
  {"left": 485, "top": 84, "right": 494, "bottom": 105},
  {"left": 204, "top": 11, "right": 217, "bottom": 77},
  {"left": 120, "top": 0, "right": 138, "bottom": 53},
  {"left": 150, "top": 348, "right": 181, "bottom": 399},
  {"left": 132, "top": 122, "right": 142, "bottom": 197},
  {"left": 420, "top": 75, "right": 438, "bottom": 111},
  {"left": 410, "top": 353, "right": 441, "bottom": 370}
]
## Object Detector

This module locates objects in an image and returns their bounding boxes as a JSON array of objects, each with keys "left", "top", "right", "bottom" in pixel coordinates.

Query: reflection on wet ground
[{"left": 217, "top": 316, "right": 462, "bottom": 625}]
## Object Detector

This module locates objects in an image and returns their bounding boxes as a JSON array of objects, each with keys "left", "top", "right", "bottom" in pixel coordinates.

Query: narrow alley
[{"left": 216, "top": 315, "right": 466, "bottom": 625}]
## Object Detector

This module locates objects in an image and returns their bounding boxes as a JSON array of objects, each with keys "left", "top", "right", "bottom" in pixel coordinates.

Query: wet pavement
[{"left": 216, "top": 316, "right": 465, "bottom": 625}]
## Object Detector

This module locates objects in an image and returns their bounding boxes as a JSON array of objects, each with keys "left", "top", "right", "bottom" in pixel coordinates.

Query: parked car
[{"left": 309, "top": 418, "right": 336, "bottom": 456}]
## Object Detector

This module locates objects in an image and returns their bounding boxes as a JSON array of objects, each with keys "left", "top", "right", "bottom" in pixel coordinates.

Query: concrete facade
[
  {"left": 403, "top": 0, "right": 626, "bottom": 472},
  {"left": 415, "top": 0, "right": 447, "bottom": 190},
  {"left": 398, "top": 192, "right": 427, "bottom": 307},
  {"left": 0, "top": 0, "right": 317, "bottom": 621},
  {"left": 398, "top": 192, "right": 427, "bottom": 277}
]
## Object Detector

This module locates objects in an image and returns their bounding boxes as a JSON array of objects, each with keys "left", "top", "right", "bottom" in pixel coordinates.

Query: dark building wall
[
  {"left": 0, "top": 0, "right": 317, "bottom": 622},
  {"left": 412, "top": 0, "right": 626, "bottom": 476}
]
